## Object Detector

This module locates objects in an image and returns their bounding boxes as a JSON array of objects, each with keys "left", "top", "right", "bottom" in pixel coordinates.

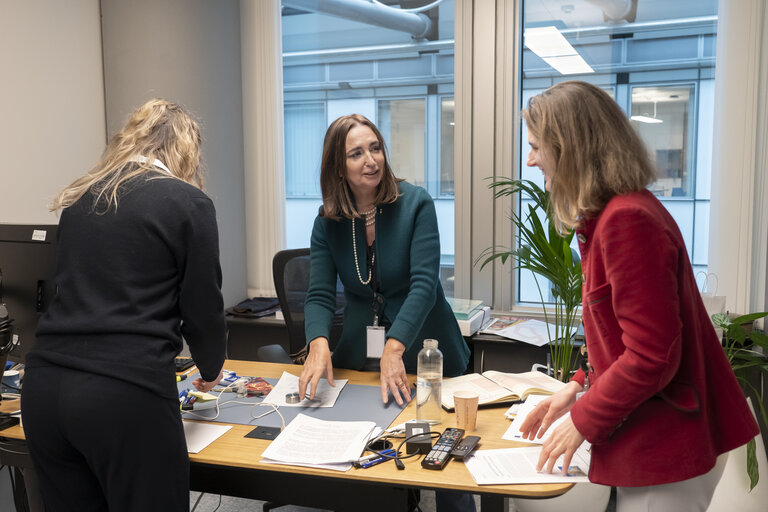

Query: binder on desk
[
  {"left": 456, "top": 306, "right": 492, "bottom": 336},
  {"left": 446, "top": 298, "right": 485, "bottom": 320}
]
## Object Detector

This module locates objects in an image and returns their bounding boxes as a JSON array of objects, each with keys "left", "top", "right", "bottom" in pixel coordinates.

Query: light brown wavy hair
[
  {"left": 319, "top": 114, "right": 402, "bottom": 220},
  {"left": 522, "top": 81, "right": 656, "bottom": 232},
  {"left": 51, "top": 98, "right": 203, "bottom": 212}
]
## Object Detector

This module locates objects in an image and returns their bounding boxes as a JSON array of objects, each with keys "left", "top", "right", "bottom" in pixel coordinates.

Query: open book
[{"left": 441, "top": 370, "right": 567, "bottom": 410}]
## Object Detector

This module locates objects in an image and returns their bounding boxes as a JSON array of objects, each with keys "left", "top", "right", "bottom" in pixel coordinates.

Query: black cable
[
  {"left": 211, "top": 494, "right": 222, "bottom": 512},
  {"left": 365, "top": 431, "right": 442, "bottom": 470}
]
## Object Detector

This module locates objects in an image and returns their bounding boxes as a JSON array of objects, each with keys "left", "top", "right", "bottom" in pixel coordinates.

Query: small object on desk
[
  {"left": 359, "top": 452, "right": 394, "bottom": 469},
  {"left": 451, "top": 435, "right": 480, "bottom": 460},
  {"left": 453, "top": 391, "right": 479, "bottom": 431},
  {"left": 421, "top": 427, "right": 464, "bottom": 470},
  {"left": 353, "top": 448, "right": 396, "bottom": 468},
  {"left": 244, "top": 377, "right": 273, "bottom": 396},
  {"left": 405, "top": 422, "right": 432, "bottom": 454},
  {"left": 176, "top": 374, "right": 187, "bottom": 382},
  {"left": 245, "top": 425, "right": 282, "bottom": 440},
  {"left": 285, "top": 392, "right": 300, "bottom": 404},
  {"left": 174, "top": 357, "right": 195, "bottom": 372}
]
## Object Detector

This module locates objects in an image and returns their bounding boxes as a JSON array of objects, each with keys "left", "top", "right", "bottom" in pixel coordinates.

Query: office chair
[{"left": 256, "top": 248, "right": 344, "bottom": 364}]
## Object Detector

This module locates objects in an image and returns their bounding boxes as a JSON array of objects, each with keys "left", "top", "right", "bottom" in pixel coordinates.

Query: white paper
[
  {"left": 261, "top": 413, "right": 376, "bottom": 465},
  {"left": 262, "top": 371, "right": 347, "bottom": 408},
  {"left": 503, "top": 393, "right": 548, "bottom": 419},
  {"left": 465, "top": 447, "right": 590, "bottom": 485},
  {"left": 495, "top": 319, "right": 559, "bottom": 346},
  {"left": 503, "top": 397, "right": 569, "bottom": 444},
  {"left": 260, "top": 459, "right": 353, "bottom": 472},
  {"left": 183, "top": 421, "right": 232, "bottom": 453}
]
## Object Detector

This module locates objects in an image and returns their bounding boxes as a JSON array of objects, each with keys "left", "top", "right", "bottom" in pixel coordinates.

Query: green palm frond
[{"left": 476, "top": 178, "right": 583, "bottom": 381}]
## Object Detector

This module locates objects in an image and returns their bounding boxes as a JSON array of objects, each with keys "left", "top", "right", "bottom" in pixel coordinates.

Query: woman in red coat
[{"left": 518, "top": 81, "right": 759, "bottom": 510}]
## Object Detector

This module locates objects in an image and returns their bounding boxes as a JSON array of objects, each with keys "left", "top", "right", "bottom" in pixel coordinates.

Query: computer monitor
[{"left": 0, "top": 224, "right": 58, "bottom": 365}]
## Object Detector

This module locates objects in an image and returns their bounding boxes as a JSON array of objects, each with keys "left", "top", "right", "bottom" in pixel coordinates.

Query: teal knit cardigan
[{"left": 304, "top": 182, "right": 470, "bottom": 377}]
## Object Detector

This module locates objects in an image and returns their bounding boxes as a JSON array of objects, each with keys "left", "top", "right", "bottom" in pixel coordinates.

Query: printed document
[
  {"left": 261, "top": 413, "right": 376, "bottom": 466},
  {"left": 262, "top": 371, "right": 347, "bottom": 407},
  {"left": 502, "top": 396, "right": 570, "bottom": 443},
  {"left": 465, "top": 446, "right": 591, "bottom": 485}
]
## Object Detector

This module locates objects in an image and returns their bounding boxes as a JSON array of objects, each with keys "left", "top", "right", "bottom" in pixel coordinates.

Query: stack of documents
[{"left": 261, "top": 414, "right": 377, "bottom": 471}]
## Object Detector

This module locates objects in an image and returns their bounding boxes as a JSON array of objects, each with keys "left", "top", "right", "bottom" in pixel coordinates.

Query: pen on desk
[
  {"left": 354, "top": 448, "right": 396, "bottom": 467},
  {"left": 359, "top": 452, "right": 395, "bottom": 469}
]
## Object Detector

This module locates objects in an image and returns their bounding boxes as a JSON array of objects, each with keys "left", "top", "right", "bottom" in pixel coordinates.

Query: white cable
[
  {"left": 180, "top": 379, "right": 286, "bottom": 431},
  {"left": 370, "top": 0, "right": 446, "bottom": 14}
]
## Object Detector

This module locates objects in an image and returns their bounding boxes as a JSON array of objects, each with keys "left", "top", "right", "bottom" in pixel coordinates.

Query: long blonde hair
[
  {"left": 319, "top": 114, "right": 402, "bottom": 220},
  {"left": 522, "top": 81, "right": 656, "bottom": 231},
  {"left": 51, "top": 98, "right": 203, "bottom": 212}
]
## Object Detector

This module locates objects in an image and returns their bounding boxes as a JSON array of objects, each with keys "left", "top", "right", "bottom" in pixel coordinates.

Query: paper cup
[{"left": 453, "top": 391, "right": 479, "bottom": 431}]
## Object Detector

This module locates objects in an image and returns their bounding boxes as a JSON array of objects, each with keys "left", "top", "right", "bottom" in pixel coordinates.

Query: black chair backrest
[{"left": 272, "top": 248, "right": 345, "bottom": 355}]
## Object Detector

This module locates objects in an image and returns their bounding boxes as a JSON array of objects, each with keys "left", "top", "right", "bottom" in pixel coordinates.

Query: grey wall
[
  {"left": 0, "top": 0, "right": 106, "bottom": 224},
  {"left": 100, "top": 0, "right": 247, "bottom": 306}
]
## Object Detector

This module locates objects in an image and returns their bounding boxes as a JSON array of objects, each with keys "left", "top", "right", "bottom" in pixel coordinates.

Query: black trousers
[{"left": 21, "top": 365, "right": 189, "bottom": 512}]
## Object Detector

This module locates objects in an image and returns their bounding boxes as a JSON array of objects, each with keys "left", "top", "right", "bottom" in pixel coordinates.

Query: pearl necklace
[
  {"left": 361, "top": 205, "right": 376, "bottom": 227},
  {"left": 352, "top": 216, "right": 375, "bottom": 285}
]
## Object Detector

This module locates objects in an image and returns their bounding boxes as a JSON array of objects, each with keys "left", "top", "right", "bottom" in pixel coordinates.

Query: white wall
[
  {"left": 100, "top": 0, "right": 247, "bottom": 306},
  {"left": 0, "top": 0, "right": 106, "bottom": 224}
]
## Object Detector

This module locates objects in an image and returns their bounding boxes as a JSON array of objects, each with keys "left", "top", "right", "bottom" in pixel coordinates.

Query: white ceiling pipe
[
  {"left": 585, "top": 0, "right": 634, "bottom": 22},
  {"left": 283, "top": 0, "right": 432, "bottom": 39}
]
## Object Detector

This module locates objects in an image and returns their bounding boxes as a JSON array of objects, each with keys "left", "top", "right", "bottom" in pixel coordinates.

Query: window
[
  {"left": 281, "top": 0, "right": 456, "bottom": 294},
  {"left": 516, "top": 0, "right": 718, "bottom": 306}
]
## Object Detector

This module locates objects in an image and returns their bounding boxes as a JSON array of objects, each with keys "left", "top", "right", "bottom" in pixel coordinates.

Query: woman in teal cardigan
[{"left": 298, "top": 114, "right": 470, "bottom": 407}]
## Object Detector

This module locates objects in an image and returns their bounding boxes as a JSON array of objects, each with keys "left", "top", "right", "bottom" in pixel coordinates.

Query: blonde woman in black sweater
[{"left": 22, "top": 99, "right": 226, "bottom": 512}]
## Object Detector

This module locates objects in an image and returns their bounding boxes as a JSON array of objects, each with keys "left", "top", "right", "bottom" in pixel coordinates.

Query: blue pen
[{"left": 359, "top": 449, "right": 397, "bottom": 469}]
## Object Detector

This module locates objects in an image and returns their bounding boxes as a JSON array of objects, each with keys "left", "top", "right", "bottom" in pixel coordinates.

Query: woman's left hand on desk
[
  {"left": 380, "top": 338, "right": 411, "bottom": 406},
  {"left": 536, "top": 415, "right": 585, "bottom": 476}
]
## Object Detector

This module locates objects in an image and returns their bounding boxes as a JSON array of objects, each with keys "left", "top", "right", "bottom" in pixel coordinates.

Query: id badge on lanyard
[{"left": 367, "top": 311, "right": 386, "bottom": 358}]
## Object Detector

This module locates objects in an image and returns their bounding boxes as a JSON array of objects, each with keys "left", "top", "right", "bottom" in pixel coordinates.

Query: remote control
[
  {"left": 451, "top": 435, "right": 480, "bottom": 460},
  {"left": 421, "top": 428, "right": 464, "bottom": 470}
]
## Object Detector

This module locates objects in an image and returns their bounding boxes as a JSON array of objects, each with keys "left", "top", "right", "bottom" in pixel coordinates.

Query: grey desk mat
[{"left": 178, "top": 375, "right": 411, "bottom": 430}]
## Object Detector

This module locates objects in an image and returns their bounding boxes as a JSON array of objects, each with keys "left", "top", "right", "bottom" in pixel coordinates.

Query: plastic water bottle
[{"left": 416, "top": 339, "right": 443, "bottom": 425}]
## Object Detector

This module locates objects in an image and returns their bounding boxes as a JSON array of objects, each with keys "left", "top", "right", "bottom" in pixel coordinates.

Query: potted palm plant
[
  {"left": 711, "top": 311, "right": 768, "bottom": 490},
  {"left": 476, "top": 178, "right": 582, "bottom": 382}
]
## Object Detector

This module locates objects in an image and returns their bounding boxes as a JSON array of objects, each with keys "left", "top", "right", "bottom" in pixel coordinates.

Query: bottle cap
[{"left": 423, "top": 339, "right": 438, "bottom": 349}]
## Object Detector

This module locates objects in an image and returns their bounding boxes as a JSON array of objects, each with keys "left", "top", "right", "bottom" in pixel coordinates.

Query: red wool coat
[{"left": 569, "top": 190, "right": 759, "bottom": 487}]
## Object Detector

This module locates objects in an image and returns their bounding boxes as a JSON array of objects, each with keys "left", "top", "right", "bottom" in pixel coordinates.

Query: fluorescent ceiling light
[
  {"left": 542, "top": 55, "right": 594, "bottom": 75},
  {"left": 524, "top": 26, "right": 594, "bottom": 75},
  {"left": 630, "top": 115, "right": 663, "bottom": 124}
]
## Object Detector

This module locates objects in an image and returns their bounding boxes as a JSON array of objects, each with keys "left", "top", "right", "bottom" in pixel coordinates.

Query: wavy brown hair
[
  {"left": 522, "top": 81, "right": 656, "bottom": 231},
  {"left": 51, "top": 98, "right": 203, "bottom": 212},
  {"left": 319, "top": 114, "right": 402, "bottom": 220}
]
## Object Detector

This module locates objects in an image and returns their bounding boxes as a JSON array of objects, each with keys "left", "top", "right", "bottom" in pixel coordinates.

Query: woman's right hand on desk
[
  {"left": 518, "top": 380, "right": 582, "bottom": 440},
  {"left": 299, "top": 337, "right": 335, "bottom": 400},
  {"left": 193, "top": 370, "right": 224, "bottom": 393}
]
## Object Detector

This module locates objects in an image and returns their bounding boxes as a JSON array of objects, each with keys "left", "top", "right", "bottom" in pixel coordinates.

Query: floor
[
  {"left": 189, "top": 488, "right": 616, "bottom": 512},
  {"left": 190, "top": 490, "right": 439, "bottom": 512}
]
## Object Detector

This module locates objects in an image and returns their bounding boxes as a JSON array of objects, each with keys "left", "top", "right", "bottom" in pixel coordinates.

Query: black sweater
[{"left": 29, "top": 171, "right": 226, "bottom": 399}]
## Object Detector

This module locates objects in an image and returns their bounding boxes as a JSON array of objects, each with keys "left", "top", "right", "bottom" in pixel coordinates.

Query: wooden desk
[{"left": 0, "top": 360, "right": 572, "bottom": 511}]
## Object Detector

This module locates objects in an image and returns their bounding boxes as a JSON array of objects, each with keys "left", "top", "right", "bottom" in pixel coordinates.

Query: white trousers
[{"left": 617, "top": 454, "right": 726, "bottom": 512}]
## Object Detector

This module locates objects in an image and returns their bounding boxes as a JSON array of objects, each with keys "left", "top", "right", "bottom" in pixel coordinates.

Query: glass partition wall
[
  {"left": 518, "top": 0, "right": 717, "bottom": 304},
  {"left": 281, "top": 0, "right": 457, "bottom": 296}
]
